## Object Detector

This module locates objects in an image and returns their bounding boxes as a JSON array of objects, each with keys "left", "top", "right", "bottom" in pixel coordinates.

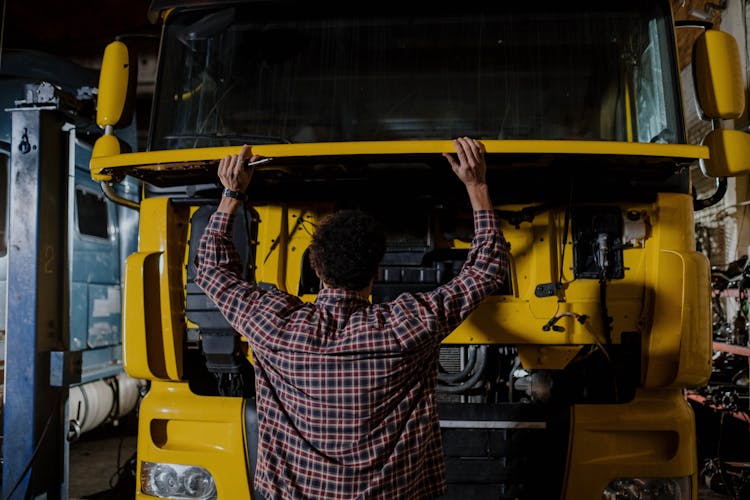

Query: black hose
[
  {"left": 438, "top": 346, "right": 478, "bottom": 384},
  {"left": 438, "top": 346, "right": 488, "bottom": 394},
  {"left": 694, "top": 177, "right": 728, "bottom": 211}
]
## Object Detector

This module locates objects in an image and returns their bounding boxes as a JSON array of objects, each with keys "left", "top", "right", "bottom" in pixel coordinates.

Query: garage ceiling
[
  {"left": 0, "top": 1, "right": 732, "bottom": 63},
  {"left": 1, "top": 0, "right": 157, "bottom": 60}
]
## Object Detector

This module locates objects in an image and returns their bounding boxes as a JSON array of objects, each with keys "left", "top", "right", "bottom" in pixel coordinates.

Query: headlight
[
  {"left": 602, "top": 477, "right": 691, "bottom": 499},
  {"left": 141, "top": 461, "right": 217, "bottom": 499}
]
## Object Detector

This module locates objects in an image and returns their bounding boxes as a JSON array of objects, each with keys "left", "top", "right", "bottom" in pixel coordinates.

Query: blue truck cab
[{"left": 0, "top": 49, "right": 141, "bottom": 437}]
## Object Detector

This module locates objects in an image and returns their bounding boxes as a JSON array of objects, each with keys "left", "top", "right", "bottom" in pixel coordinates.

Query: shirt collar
[{"left": 314, "top": 287, "right": 371, "bottom": 307}]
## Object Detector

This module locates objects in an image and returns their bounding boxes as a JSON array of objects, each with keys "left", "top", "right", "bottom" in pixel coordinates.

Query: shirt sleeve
[
  {"left": 385, "top": 209, "right": 510, "bottom": 349},
  {"left": 193, "top": 210, "right": 300, "bottom": 339}
]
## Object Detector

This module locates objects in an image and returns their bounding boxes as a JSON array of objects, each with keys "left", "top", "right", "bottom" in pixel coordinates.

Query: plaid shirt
[{"left": 195, "top": 209, "right": 508, "bottom": 500}]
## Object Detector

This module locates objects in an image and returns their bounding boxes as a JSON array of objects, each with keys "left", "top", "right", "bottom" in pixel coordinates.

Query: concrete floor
[
  {"left": 699, "top": 486, "right": 741, "bottom": 500},
  {"left": 69, "top": 416, "right": 137, "bottom": 500}
]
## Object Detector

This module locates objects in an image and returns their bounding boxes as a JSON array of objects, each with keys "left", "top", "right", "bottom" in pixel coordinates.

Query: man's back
[{"left": 248, "top": 287, "right": 444, "bottom": 499}]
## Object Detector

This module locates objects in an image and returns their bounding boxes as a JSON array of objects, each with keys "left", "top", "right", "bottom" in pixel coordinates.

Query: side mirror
[
  {"left": 96, "top": 41, "right": 132, "bottom": 129},
  {"left": 692, "top": 30, "right": 750, "bottom": 179},
  {"left": 92, "top": 41, "right": 137, "bottom": 180},
  {"left": 693, "top": 30, "right": 745, "bottom": 120},
  {"left": 701, "top": 129, "right": 750, "bottom": 177}
]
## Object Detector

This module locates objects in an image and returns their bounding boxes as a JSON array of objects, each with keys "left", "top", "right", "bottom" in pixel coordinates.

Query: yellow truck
[{"left": 89, "top": 1, "right": 750, "bottom": 498}]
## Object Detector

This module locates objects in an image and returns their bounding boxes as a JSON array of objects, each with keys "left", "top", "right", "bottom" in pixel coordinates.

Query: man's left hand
[{"left": 218, "top": 144, "right": 262, "bottom": 193}]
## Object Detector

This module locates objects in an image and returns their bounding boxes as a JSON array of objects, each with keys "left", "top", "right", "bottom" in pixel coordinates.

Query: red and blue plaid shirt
[{"left": 196, "top": 209, "right": 508, "bottom": 500}]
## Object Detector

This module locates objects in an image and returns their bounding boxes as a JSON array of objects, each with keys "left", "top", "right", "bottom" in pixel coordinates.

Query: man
[{"left": 195, "top": 137, "right": 509, "bottom": 499}]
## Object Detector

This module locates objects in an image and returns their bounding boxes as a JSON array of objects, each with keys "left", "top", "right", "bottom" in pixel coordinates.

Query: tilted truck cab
[{"left": 90, "top": 1, "right": 750, "bottom": 498}]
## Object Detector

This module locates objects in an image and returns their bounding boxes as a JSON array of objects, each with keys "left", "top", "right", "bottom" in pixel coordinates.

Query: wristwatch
[{"left": 222, "top": 188, "right": 248, "bottom": 202}]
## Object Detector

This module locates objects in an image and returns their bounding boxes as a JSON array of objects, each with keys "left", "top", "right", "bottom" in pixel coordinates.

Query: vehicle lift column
[{"left": 2, "top": 102, "right": 76, "bottom": 499}]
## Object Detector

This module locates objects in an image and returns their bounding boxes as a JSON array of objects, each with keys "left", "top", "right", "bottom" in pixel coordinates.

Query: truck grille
[{"left": 438, "top": 402, "right": 568, "bottom": 500}]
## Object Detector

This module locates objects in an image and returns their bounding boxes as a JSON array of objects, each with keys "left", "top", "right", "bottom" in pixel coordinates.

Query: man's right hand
[{"left": 443, "top": 137, "right": 487, "bottom": 187}]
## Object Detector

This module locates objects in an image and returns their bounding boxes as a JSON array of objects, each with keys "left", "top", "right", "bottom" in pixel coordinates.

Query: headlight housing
[
  {"left": 141, "top": 461, "right": 217, "bottom": 499},
  {"left": 602, "top": 477, "right": 691, "bottom": 499}
]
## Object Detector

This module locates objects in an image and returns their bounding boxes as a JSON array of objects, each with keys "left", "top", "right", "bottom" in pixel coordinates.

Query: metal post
[{"left": 2, "top": 108, "right": 69, "bottom": 499}]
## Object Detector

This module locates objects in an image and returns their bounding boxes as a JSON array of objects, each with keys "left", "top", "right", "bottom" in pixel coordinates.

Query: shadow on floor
[{"left": 69, "top": 414, "right": 137, "bottom": 500}]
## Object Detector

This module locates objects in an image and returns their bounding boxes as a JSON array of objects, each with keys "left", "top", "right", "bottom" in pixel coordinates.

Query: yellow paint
[
  {"left": 96, "top": 41, "right": 130, "bottom": 127},
  {"left": 702, "top": 129, "right": 750, "bottom": 178},
  {"left": 124, "top": 150, "right": 711, "bottom": 500},
  {"left": 624, "top": 79, "right": 634, "bottom": 142},
  {"left": 564, "top": 389, "right": 697, "bottom": 499},
  {"left": 693, "top": 30, "right": 745, "bottom": 119},
  {"left": 89, "top": 140, "right": 708, "bottom": 178},
  {"left": 135, "top": 381, "right": 252, "bottom": 499},
  {"left": 90, "top": 135, "right": 120, "bottom": 182},
  {"left": 254, "top": 204, "right": 329, "bottom": 294},
  {"left": 642, "top": 194, "right": 711, "bottom": 388},
  {"left": 126, "top": 198, "right": 189, "bottom": 381},
  {"left": 517, "top": 345, "right": 584, "bottom": 369},
  {"left": 446, "top": 202, "right": 646, "bottom": 346},
  {"left": 123, "top": 251, "right": 163, "bottom": 379}
]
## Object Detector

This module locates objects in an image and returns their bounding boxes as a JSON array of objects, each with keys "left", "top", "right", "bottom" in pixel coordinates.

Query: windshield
[{"left": 150, "top": 1, "right": 683, "bottom": 150}]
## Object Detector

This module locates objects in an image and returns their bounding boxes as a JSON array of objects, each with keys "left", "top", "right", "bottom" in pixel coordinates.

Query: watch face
[{"left": 223, "top": 188, "right": 247, "bottom": 201}]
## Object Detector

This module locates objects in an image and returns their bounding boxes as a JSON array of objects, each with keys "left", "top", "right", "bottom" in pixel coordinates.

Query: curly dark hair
[{"left": 308, "top": 210, "right": 386, "bottom": 291}]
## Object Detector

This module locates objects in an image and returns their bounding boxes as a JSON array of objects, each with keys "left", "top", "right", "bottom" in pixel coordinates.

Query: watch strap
[{"left": 222, "top": 188, "right": 248, "bottom": 202}]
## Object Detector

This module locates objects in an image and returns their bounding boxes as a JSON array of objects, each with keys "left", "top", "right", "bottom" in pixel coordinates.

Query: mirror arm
[
  {"left": 100, "top": 181, "right": 140, "bottom": 210},
  {"left": 693, "top": 177, "right": 727, "bottom": 211},
  {"left": 674, "top": 20, "right": 713, "bottom": 30}
]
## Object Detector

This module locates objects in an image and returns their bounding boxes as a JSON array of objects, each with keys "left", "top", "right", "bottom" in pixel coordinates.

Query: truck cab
[{"left": 90, "top": 1, "right": 749, "bottom": 498}]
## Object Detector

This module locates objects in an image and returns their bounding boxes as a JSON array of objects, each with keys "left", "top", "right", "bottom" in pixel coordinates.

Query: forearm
[
  {"left": 416, "top": 210, "right": 509, "bottom": 344},
  {"left": 217, "top": 196, "right": 244, "bottom": 214},
  {"left": 465, "top": 183, "right": 493, "bottom": 211},
  {"left": 195, "top": 212, "right": 246, "bottom": 304}
]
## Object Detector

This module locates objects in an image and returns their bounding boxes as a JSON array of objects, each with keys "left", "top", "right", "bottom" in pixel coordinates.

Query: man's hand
[
  {"left": 443, "top": 137, "right": 493, "bottom": 211},
  {"left": 443, "top": 137, "right": 487, "bottom": 187},
  {"left": 217, "top": 145, "right": 263, "bottom": 214},
  {"left": 219, "top": 144, "right": 261, "bottom": 193}
]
